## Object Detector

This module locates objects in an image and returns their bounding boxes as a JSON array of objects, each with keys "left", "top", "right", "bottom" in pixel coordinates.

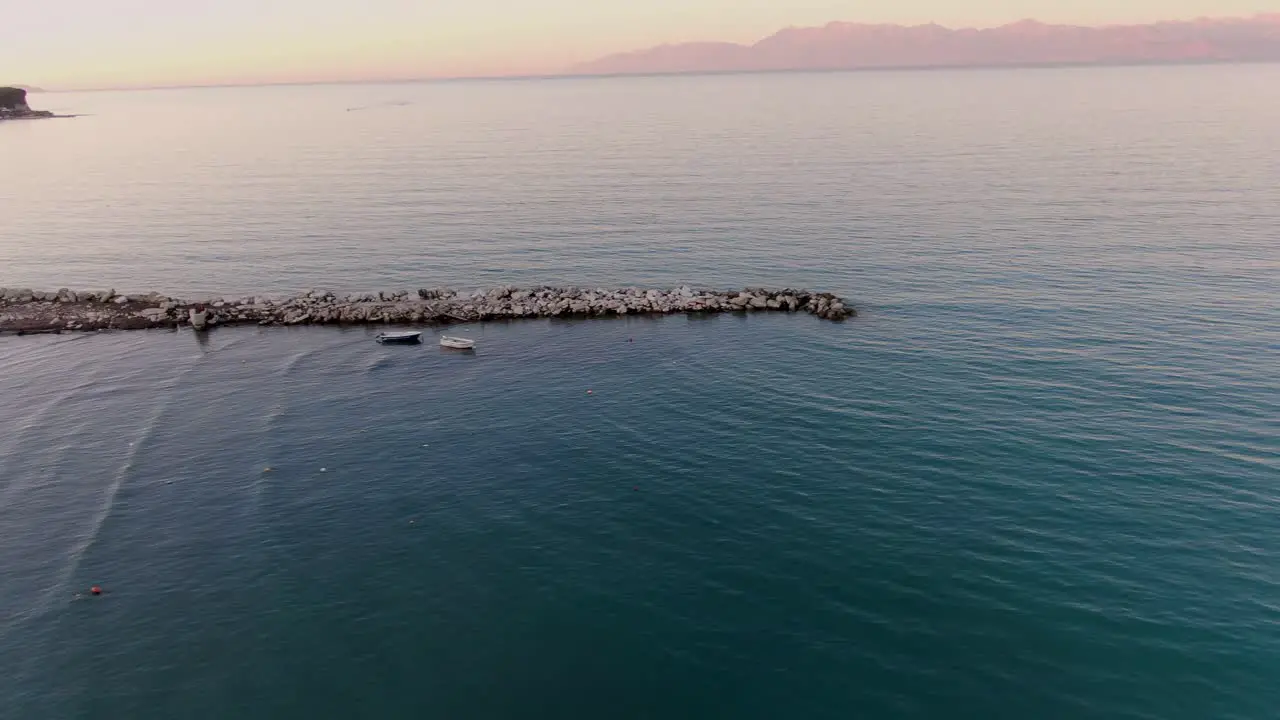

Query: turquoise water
[{"left": 2, "top": 66, "right": 1280, "bottom": 718}]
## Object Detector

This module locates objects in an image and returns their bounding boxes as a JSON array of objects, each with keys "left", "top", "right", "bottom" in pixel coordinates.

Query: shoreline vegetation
[{"left": 0, "top": 286, "right": 854, "bottom": 335}]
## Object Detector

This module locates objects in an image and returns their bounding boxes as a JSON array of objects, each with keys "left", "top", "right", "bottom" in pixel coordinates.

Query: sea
[{"left": 1, "top": 65, "right": 1278, "bottom": 719}]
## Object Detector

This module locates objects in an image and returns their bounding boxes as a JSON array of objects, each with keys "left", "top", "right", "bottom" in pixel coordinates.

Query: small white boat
[
  {"left": 439, "top": 335, "right": 476, "bottom": 350},
  {"left": 375, "top": 331, "right": 422, "bottom": 345}
]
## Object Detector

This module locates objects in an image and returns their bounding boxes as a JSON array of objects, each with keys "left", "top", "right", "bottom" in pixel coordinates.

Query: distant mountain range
[{"left": 573, "top": 15, "right": 1280, "bottom": 75}]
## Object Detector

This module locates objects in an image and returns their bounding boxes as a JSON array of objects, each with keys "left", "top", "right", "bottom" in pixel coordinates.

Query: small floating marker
[
  {"left": 320, "top": 468, "right": 327, "bottom": 472},
  {"left": 587, "top": 390, "right": 594, "bottom": 395},
  {"left": 264, "top": 467, "right": 274, "bottom": 473},
  {"left": 90, "top": 585, "right": 102, "bottom": 596}
]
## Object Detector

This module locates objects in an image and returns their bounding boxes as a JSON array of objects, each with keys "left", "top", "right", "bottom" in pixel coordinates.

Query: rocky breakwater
[
  {"left": 0, "top": 87, "right": 54, "bottom": 120},
  {"left": 0, "top": 286, "right": 854, "bottom": 334}
]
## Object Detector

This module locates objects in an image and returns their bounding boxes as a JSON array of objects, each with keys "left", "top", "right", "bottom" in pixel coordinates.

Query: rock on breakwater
[{"left": 0, "top": 286, "right": 854, "bottom": 334}]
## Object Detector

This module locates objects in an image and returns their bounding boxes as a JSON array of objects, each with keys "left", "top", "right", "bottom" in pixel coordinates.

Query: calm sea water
[{"left": 2, "top": 66, "right": 1279, "bottom": 719}]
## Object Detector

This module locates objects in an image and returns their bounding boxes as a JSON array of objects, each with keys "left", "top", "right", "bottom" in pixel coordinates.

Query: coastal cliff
[
  {"left": 0, "top": 286, "right": 855, "bottom": 334},
  {"left": 0, "top": 87, "right": 54, "bottom": 120}
]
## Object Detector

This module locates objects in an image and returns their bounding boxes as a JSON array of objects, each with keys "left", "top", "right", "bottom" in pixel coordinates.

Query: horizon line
[
  {"left": 21, "top": 11, "right": 1280, "bottom": 93},
  {"left": 28, "top": 57, "right": 1279, "bottom": 95}
]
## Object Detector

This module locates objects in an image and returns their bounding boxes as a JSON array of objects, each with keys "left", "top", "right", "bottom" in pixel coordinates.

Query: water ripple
[{"left": 3, "top": 68, "right": 1280, "bottom": 719}]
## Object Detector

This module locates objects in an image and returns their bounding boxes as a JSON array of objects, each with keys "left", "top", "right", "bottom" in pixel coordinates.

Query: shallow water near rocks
[{"left": 2, "top": 66, "right": 1280, "bottom": 719}]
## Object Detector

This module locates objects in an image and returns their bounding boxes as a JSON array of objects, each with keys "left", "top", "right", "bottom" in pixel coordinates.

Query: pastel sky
[{"left": 4, "top": 0, "right": 1279, "bottom": 89}]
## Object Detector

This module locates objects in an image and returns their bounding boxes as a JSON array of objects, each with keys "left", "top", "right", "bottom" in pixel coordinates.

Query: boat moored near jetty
[
  {"left": 375, "top": 331, "right": 422, "bottom": 344},
  {"left": 439, "top": 335, "right": 475, "bottom": 350}
]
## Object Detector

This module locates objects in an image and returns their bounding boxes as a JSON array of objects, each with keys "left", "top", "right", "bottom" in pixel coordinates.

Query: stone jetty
[{"left": 0, "top": 286, "right": 854, "bottom": 334}]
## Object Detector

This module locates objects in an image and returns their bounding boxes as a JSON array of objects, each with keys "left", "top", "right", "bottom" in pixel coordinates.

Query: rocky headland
[
  {"left": 0, "top": 87, "right": 55, "bottom": 120},
  {"left": 0, "top": 286, "right": 854, "bottom": 334}
]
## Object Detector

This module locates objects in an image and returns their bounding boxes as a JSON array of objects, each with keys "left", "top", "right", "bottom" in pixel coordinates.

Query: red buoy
[{"left": 90, "top": 585, "right": 102, "bottom": 596}]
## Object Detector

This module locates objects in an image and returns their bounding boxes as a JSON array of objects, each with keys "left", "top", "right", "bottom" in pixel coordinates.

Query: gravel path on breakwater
[{"left": 0, "top": 286, "right": 854, "bottom": 334}]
